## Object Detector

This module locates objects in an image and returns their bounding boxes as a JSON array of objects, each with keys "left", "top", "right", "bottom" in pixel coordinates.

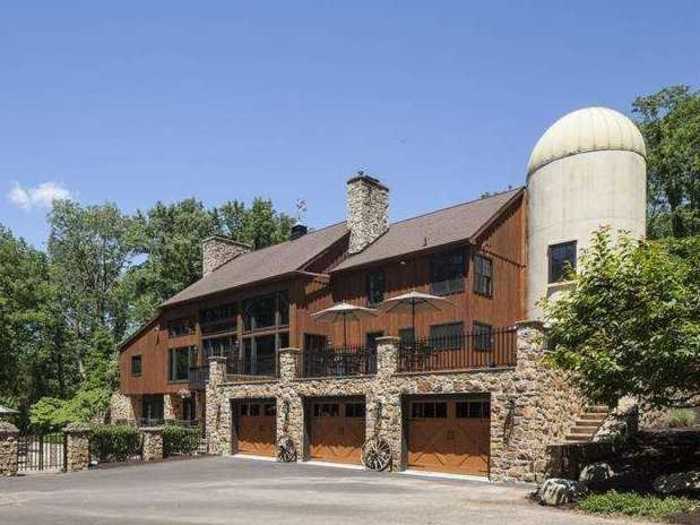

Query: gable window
[
  {"left": 473, "top": 254, "right": 493, "bottom": 297},
  {"left": 167, "top": 318, "right": 194, "bottom": 338},
  {"left": 168, "top": 346, "right": 196, "bottom": 382},
  {"left": 548, "top": 241, "right": 577, "bottom": 283},
  {"left": 366, "top": 269, "right": 385, "bottom": 305},
  {"left": 430, "top": 248, "right": 465, "bottom": 296},
  {"left": 131, "top": 355, "right": 142, "bottom": 377},
  {"left": 473, "top": 322, "right": 493, "bottom": 351}
]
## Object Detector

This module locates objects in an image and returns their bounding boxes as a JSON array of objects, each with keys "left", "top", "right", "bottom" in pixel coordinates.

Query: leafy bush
[
  {"left": 577, "top": 490, "right": 698, "bottom": 519},
  {"left": 668, "top": 409, "right": 697, "bottom": 428},
  {"left": 90, "top": 424, "right": 141, "bottom": 462},
  {"left": 163, "top": 424, "right": 200, "bottom": 457},
  {"left": 30, "top": 388, "right": 112, "bottom": 433}
]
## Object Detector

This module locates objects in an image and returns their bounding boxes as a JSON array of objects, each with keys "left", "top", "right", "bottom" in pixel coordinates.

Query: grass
[{"left": 577, "top": 490, "right": 698, "bottom": 521}]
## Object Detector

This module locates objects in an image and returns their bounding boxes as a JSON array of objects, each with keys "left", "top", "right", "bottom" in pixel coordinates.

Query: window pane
[
  {"left": 250, "top": 404, "right": 260, "bottom": 416},
  {"left": 456, "top": 402, "right": 469, "bottom": 418},
  {"left": 264, "top": 403, "right": 276, "bottom": 416},
  {"left": 473, "top": 322, "right": 493, "bottom": 351},
  {"left": 431, "top": 249, "right": 465, "bottom": 295},
  {"left": 474, "top": 255, "right": 493, "bottom": 296},
  {"left": 399, "top": 328, "right": 415, "bottom": 346},
  {"left": 549, "top": 242, "right": 577, "bottom": 283},
  {"left": 367, "top": 270, "right": 385, "bottom": 305},
  {"left": 430, "top": 322, "right": 464, "bottom": 350}
]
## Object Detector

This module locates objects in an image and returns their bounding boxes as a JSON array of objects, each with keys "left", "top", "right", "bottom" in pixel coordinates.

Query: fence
[
  {"left": 397, "top": 327, "right": 517, "bottom": 372},
  {"left": 301, "top": 345, "right": 377, "bottom": 378},
  {"left": 17, "top": 432, "right": 66, "bottom": 472}
]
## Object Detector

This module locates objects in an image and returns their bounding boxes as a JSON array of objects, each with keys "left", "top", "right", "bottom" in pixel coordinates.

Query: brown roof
[
  {"left": 162, "top": 222, "right": 348, "bottom": 306},
  {"left": 332, "top": 188, "right": 524, "bottom": 272}
]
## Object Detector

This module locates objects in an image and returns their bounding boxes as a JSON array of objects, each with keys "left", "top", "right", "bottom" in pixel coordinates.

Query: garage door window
[
  {"left": 456, "top": 400, "right": 490, "bottom": 419},
  {"left": 411, "top": 401, "right": 447, "bottom": 418},
  {"left": 345, "top": 403, "right": 366, "bottom": 418},
  {"left": 264, "top": 403, "right": 276, "bottom": 416},
  {"left": 313, "top": 403, "right": 339, "bottom": 417}
]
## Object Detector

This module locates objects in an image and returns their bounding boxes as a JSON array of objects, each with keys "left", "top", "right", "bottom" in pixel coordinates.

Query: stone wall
[
  {"left": 346, "top": 174, "right": 389, "bottom": 254},
  {"left": 0, "top": 422, "right": 19, "bottom": 476},
  {"left": 64, "top": 423, "right": 91, "bottom": 472},
  {"left": 202, "top": 236, "right": 251, "bottom": 276},
  {"left": 164, "top": 394, "right": 183, "bottom": 421},
  {"left": 141, "top": 428, "right": 163, "bottom": 462},
  {"left": 206, "top": 322, "right": 586, "bottom": 482}
]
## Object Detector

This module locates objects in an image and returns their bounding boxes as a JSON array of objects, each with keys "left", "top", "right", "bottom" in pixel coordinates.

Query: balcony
[
  {"left": 300, "top": 345, "right": 377, "bottom": 378},
  {"left": 397, "top": 327, "right": 517, "bottom": 373}
]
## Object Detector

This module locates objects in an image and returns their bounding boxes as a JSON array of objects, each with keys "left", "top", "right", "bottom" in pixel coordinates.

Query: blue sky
[{"left": 1, "top": 1, "right": 698, "bottom": 247}]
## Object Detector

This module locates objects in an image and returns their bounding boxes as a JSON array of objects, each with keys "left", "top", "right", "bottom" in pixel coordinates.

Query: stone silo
[{"left": 526, "top": 107, "right": 647, "bottom": 319}]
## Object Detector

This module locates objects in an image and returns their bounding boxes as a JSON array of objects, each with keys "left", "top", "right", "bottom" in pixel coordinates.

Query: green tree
[
  {"left": 543, "top": 228, "right": 700, "bottom": 409},
  {"left": 216, "top": 197, "right": 294, "bottom": 250},
  {"left": 632, "top": 85, "right": 700, "bottom": 238}
]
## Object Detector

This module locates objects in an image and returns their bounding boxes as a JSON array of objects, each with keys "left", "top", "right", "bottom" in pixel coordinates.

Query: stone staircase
[
  {"left": 563, "top": 405, "right": 609, "bottom": 442},
  {"left": 196, "top": 438, "right": 209, "bottom": 455}
]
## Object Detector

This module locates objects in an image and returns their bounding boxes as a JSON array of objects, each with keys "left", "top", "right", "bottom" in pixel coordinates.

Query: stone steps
[{"left": 562, "top": 406, "right": 610, "bottom": 443}]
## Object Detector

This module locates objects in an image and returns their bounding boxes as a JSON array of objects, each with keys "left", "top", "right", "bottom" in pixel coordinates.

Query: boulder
[
  {"left": 579, "top": 462, "right": 615, "bottom": 485},
  {"left": 536, "top": 478, "right": 589, "bottom": 506},
  {"left": 653, "top": 471, "right": 700, "bottom": 495}
]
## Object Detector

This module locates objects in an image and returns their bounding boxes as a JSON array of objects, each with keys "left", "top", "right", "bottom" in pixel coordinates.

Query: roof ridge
[{"left": 389, "top": 186, "right": 523, "bottom": 227}]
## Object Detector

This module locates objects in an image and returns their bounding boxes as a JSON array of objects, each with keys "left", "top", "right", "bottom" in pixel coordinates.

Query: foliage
[
  {"left": 633, "top": 85, "right": 700, "bottom": 239},
  {"left": 90, "top": 424, "right": 141, "bottom": 462},
  {"left": 577, "top": 490, "right": 697, "bottom": 519},
  {"left": 163, "top": 423, "right": 201, "bottom": 456},
  {"left": 544, "top": 228, "right": 700, "bottom": 409},
  {"left": 668, "top": 409, "right": 697, "bottom": 428}
]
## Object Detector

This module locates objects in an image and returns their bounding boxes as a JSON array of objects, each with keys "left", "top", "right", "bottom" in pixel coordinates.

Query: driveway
[{"left": 0, "top": 456, "right": 637, "bottom": 524}]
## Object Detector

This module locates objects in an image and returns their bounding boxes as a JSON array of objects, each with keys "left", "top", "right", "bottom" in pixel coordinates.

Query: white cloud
[{"left": 8, "top": 182, "right": 72, "bottom": 210}]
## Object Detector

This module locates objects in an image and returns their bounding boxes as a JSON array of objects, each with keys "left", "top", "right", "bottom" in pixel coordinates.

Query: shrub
[
  {"left": 90, "top": 424, "right": 141, "bottom": 462},
  {"left": 163, "top": 424, "right": 200, "bottom": 457},
  {"left": 668, "top": 409, "right": 697, "bottom": 428},
  {"left": 577, "top": 490, "right": 697, "bottom": 519}
]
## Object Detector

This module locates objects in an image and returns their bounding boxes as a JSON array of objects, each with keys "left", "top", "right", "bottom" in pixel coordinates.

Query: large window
[
  {"left": 366, "top": 269, "right": 385, "bottom": 306},
  {"left": 473, "top": 322, "right": 493, "bottom": 351},
  {"left": 168, "top": 318, "right": 195, "bottom": 338},
  {"left": 548, "top": 241, "right": 577, "bottom": 283},
  {"left": 168, "top": 346, "right": 196, "bottom": 382},
  {"left": 199, "top": 303, "right": 236, "bottom": 335},
  {"left": 430, "top": 249, "right": 465, "bottom": 296},
  {"left": 202, "top": 335, "right": 236, "bottom": 360},
  {"left": 242, "top": 291, "right": 289, "bottom": 331},
  {"left": 399, "top": 327, "right": 415, "bottom": 346},
  {"left": 131, "top": 355, "right": 142, "bottom": 377},
  {"left": 473, "top": 254, "right": 493, "bottom": 297},
  {"left": 429, "top": 322, "right": 464, "bottom": 350}
]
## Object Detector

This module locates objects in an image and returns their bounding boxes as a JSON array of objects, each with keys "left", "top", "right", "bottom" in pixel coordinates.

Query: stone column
[
  {"left": 369, "top": 336, "right": 403, "bottom": 471},
  {"left": 64, "top": 423, "right": 91, "bottom": 473},
  {"left": 278, "top": 347, "right": 301, "bottom": 382},
  {"left": 141, "top": 427, "right": 164, "bottom": 461},
  {"left": 0, "top": 422, "right": 19, "bottom": 476},
  {"left": 206, "top": 356, "right": 227, "bottom": 455}
]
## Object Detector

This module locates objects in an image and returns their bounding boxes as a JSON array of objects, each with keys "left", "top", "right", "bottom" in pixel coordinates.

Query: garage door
[
  {"left": 407, "top": 396, "right": 490, "bottom": 476},
  {"left": 309, "top": 398, "right": 365, "bottom": 464},
  {"left": 235, "top": 399, "right": 276, "bottom": 457}
]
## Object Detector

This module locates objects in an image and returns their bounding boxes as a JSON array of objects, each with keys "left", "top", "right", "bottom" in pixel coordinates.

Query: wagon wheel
[
  {"left": 361, "top": 437, "right": 392, "bottom": 472},
  {"left": 277, "top": 435, "right": 297, "bottom": 463}
]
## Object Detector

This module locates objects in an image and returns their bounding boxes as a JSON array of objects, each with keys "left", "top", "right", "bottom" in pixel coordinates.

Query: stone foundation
[
  {"left": 206, "top": 322, "right": 585, "bottom": 482},
  {"left": 0, "top": 422, "right": 19, "bottom": 476},
  {"left": 64, "top": 423, "right": 91, "bottom": 472},
  {"left": 109, "top": 391, "right": 138, "bottom": 424}
]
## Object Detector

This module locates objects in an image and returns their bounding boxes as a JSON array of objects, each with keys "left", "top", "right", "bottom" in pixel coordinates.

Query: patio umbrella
[
  {"left": 311, "top": 302, "right": 379, "bottom": 347},
  {"left": 378, "top": 291, "right": 454, "bottom": 337}
]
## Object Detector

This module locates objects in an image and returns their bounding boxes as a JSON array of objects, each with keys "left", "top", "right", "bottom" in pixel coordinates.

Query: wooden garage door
[
  {"left": 407, "top": 397, "right": 490, "bottom": 476},
  {"left": 236, "top": 400, "right": 276, "bottom": 457},
  {"left": 309, "top": 398, "right": 365, "bottom": 464}
]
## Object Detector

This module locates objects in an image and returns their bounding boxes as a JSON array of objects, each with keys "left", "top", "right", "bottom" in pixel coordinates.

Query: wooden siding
[{"left": 120, "top": 195, "right": 526, "bottom": 394}]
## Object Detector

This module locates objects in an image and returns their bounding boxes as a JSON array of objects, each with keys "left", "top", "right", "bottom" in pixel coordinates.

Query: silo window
[{"left": 548, "top": 241, "right": 577, "bottom": 283}]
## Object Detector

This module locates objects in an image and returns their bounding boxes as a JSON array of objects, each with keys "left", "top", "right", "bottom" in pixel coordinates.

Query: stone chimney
[
  {"left": 346, "top": 172, "right": 389, "bottom": 254},
  {"left": 202, "top": 236, "right": 251, "bottom": 276}
]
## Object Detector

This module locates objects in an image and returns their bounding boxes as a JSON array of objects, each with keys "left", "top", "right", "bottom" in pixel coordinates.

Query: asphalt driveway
[{"left": 0, "top": 456, "right": 639, "bottom": 524}]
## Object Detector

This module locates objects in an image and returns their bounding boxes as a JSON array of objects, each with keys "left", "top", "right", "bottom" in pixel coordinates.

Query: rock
[
  {"left": 536, "top": 478, "right": 589, "bottom": 506},
  {"left": 579, "top": 462, "right": 615, "bottom": 485},
  {"left": 653, "top": 471, "right": 700, "bottom": 495}
]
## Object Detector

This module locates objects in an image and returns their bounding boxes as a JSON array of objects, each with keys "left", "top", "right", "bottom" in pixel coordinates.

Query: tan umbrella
[
  {"left": 379, "top": 291, "right": 454, "bottom": 337},
  {"left": 311, "top": 302, "right": 379, "bottom": 347}
]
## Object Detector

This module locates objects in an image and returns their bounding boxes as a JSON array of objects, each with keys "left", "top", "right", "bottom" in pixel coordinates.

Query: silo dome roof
[{"left": 527, "top": 106, "right": 646, "bottom": 176}]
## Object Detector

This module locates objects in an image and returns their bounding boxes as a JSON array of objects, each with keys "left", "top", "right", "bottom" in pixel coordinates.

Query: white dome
[{"left": 527, "top": 107, "right": 646, "bottom": 176}]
